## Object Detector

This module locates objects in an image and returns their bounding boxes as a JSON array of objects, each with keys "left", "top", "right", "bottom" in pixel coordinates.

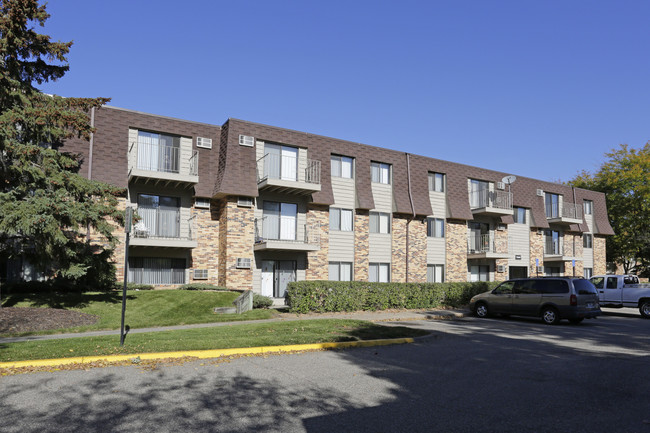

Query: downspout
[
  {"left": 86, "top": 107, "right": 95, "bottom": 242},
  {"left": 406, "top": 153, "right": 416, "bottom": 282}
]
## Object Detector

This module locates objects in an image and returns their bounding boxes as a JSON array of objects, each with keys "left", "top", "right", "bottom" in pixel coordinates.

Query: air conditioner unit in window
[
  {"left": 239, "top": 135, "right": 254, "bottom": 147},
  {"left": 536, "top": 189, "right": 544, "bottom": 197},
  {"left": 497, "top": 265, "right": 506, "bottom": 273},
  {"left": 236, "top": 258, "right": 251, "bottom": 269},
  {"left": 195, "top": 198, "right": 211, "bottom": 209},
  {"left": 193, "top": 269, "right": 208, "bottom": 280},
  {"left": 237, "top": 196, "right": 254, "bottom": 207},
  {"left": 497, "top": 182, "right": 505, "bottom": 190},
  {"left": 196, "top": 137, "right": 212, "bottom": 149},
  {"left": 536, "top": 266, "right": 544, "bottom": 273}
]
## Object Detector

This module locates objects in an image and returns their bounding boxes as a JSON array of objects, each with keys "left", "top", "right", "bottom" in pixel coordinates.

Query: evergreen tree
[{"left": 0, "top": 0, "right": 123, "bottom": 293}]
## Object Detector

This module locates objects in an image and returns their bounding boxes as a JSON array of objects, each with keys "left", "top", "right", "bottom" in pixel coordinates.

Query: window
[
  {"left": 137, "top": 194, "right": 180, "bottom": 238},
  {"left": 137, "top": 131, "right": 180, "bottom": 173},
  {"left": 329, "top": 262, "right": 353, "bottom": 281},
  {"left": 330, "top": 208, "right": 353, "bottom": 231},
  {"left": 369, "top": 263, "right": 390, "bottom": 282},
  {"left": 583, "top": 233, "right": 593, "bottom": 249},
  {"left": 128, "top": 257, "right": 186, "bottom": 285},
  {"left": 428, "top": 172, "right": 445, "bottom": 192},
  {"left": 584, "top": 200, "right": 593, "bottom": 215},
  {"left": 371, "top": 162, "right": 391, "bottom": 184},
  {"left": 370, "top": 212, "right": 391, "bottom": 233},
  {"left": 545, "top": 193, "right": 560, "bottom": 218},
  {"left": 584, "top": 267, "right": 593, "bottom": 279},
  {"left": 513, "top": 207, "right": 527, "bottom": 224},
  {"left": 331, "top": 155, "right": 353, "bottom": 179},
  {"left": 470, "top": 265, "right": 489, "bottom": 282},
  {"left": 427, "top": 218, "right": 445, "bottom": 238},
  {"left": 469, "top": 179, "right": 489, "bottom": 208},
  {"left": 427, "top": 264, "right": 445, "bottom": 283},
  {"left": 544, "top": 230, "right": 560, "bottom": 254},
  {"left": 262, "top": 201, "right": 297, "bottom": 240}
]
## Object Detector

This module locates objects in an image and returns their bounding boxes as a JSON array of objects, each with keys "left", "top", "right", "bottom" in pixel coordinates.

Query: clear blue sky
[{"left": 39, "top": 0, "right": 650, "bottom": 183}]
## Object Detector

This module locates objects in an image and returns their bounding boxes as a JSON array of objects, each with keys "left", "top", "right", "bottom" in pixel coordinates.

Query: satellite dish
[{"left": 502, "top": 175, "right": 517, "bottom": 184}]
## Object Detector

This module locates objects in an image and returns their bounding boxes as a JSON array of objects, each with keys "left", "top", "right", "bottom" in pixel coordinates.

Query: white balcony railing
[
  {"left": 132, "top": 141, "right": 199, "bottom": 178},
  {"left": 545, "top": 238, "right": 560, "bottom": 255},
  {"left": 254, "top": 217, "right": 320, "bottom": 246},
  {"left": 468, "top": 234, "right": 494, "bottom": 253},
  {"left": 256, "top": 153, "right": 321, "bottom": 185},
  {"left": 469, "top": 189, "right": 512, "bottom": 210},
  {"left": 133, "top": 209, "right": 196, "bottom": 241}
]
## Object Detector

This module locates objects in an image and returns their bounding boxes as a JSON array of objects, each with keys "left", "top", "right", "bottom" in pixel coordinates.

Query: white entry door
[{"left": 261, "top": 261, "right": 274, "bottom": 297}]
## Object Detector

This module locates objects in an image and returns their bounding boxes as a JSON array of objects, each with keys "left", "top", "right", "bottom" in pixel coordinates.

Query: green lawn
[
  {"left": 1, "top": 290, "right": 276, "bottom": 336},
  {"left": 0, "top": 319, "right": 429, "bottom": 362}
]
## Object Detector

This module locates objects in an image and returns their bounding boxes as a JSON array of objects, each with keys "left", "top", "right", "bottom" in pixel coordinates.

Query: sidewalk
[{"left": 0, "top": 308, "right": 471, "bottom": 344}]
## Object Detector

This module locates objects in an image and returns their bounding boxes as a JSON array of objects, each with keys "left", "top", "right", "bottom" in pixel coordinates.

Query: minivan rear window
[
  {"left": 536, "top": 279, "right": 569, "bottom": 294},
  {"left": 573, "top": 279, "right": 597, "bottom": 295}
]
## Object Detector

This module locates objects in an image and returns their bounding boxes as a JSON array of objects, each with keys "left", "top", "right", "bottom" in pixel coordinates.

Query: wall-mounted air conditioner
[
  {"left": 239, "top": 135, "right": 254, "bottom": 147},
  {"left": 497, "top": 265, "right": 506, "bottom": 273},
  {"left": 193, "top": 269, "right": 208, "bottom": 280},
  {"left": 196, "top": 137, "right": 212, "bottom": 149},
  {"left": 536, "top": 189, "right": 544, "bottom": 197},
  {"left": 497, "top": 182, "right": 505, "bottom": 190},
  {"left": 237, "top": 197, "right": 254, "bottom": 207},
  {"left": 236, "top": 258, "right": 251, "bottom": 269}
]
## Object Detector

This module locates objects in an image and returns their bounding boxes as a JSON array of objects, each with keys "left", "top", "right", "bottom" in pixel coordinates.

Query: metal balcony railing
[
  {"left": 256, "top": 153, "right": 321, "bottom": 185},
  {"left": 468, "top": 234, "right": 494, "bottom": 253},
  {"left": 134, "top": 142, "right": 199, "bottom": 177},
  {"left": 469, "top": 189, "right": 513, "bottom": 210},
  {"left": 254, "top": 217, "right": 320, "bottom": 245},
  {"left": 133, "top": 208, "right": 196, "bottom": 241},
  {"left": 545, "top": 238, "right": 560, "bottom": 255},
  {"left": 561, "top": 203, "right": 582, "bottom": 219}
]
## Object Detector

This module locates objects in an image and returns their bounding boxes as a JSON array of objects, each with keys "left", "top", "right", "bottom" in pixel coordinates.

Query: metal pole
[{"left": 120, "top": 207, "right": 132, "bottom": 346}]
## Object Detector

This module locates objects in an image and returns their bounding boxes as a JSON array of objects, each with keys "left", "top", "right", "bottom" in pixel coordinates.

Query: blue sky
[{"left": 39, "top": 0, "right": 650, "bottom": 183}]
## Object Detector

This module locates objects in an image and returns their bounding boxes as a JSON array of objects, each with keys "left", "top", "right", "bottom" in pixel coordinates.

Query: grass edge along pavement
[{"left": 0, "top": 337, "right": 415, "bottom": 371}]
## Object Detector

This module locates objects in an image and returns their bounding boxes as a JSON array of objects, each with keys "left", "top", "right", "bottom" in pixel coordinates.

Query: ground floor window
[
  {"left": 128, "top": 257, "right": 186, "bottom": 285},
  {"left": 427, "top": 264, "right": 444, "bottom": 283},
  {"left": 470, "top": 265, "right": 489, "bottom": 282},
  {"left": 584, "top": 267, "right": 593, "bottom": 279},
  {"left": 369, "top": 263, "right": 390, "bottom": 282},
  {"left": 329, "top": 262, "right": 353, "bottom": 281}
]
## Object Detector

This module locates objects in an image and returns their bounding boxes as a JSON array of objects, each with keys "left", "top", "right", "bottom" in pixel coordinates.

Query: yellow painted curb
[{"left": 0, "top": 338, "right": 414, "bottom": 369}]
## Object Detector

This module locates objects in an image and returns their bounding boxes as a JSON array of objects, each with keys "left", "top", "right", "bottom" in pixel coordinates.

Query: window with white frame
[
  {"left": 513, "top": 207, "right": 526, "bottom": 224},
  {"left": 427, "top": 264, "right": 445, "bottom": 283},
  {"left": 583, "top": 200, "right": 593, "bottom": 215},
  {"left": 583, "top": 233, "right": 593, "bottom": 249},
  {"left": 330, "top": 207, "right": 354, "bottom": 231},
  {"left": 584, "top": 267, "right": 593, "bottom": 279},
  {"left": 371, "top": 162, "right": 391, "bottom": 184},
  {"left": 331, "top": 155, "right": 354, "bottom": 179},
  {"left": 370, "top": 211, "right": 391, "bottom": 234},
  {"left": 329, "top": 262, "right": 353, "bottom": 281},
  {"left": 428, "top": 172, "right": 445, "bottom": 192},
  {"left": 369, "top": 263, "right": 390, "bottom": 282},
  {"left": 427, "top": 218, "right": 445, "bottom": 238}
]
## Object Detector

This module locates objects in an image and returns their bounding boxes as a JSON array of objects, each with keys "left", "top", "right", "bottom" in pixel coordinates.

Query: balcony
[
  {"left": 256, "top": 153, "right": 321, "bottom": 195},
  {"left": 543, "top": 238, "right": 581, "bottom": 262},
  {"left": 254, "top": 217, "right": 320, "bottom": 251},
  {"left": 470, "top": 189, "right": 513, "bottom": 216},
  {"left": 130, "top": 212, "right": 197, "bottom": 248},
  {"left": 128, "top": 139, "right": 199, "bottom": 187},
  {"left": 546, "top": 203, "right": 583, "bottom": 225},
  {"left": 467, "top": 234, "right": 508, "bottom": 259}
]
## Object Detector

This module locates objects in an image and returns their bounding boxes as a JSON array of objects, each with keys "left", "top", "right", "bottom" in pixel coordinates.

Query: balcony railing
[
  {"left": 133, "top": 208, "right": 196, "bottom": 241},
  {"left": 469, "top": 189, "right": 513, "bottom": 210},
  {"left": 546, "top": 202, "right": 582, "bottom": 220},
  {"left": 131, "top": 140, "right": 199, "bottom": 180},
  {"left": 256, "top": 153, "right": 321, "bottom": 185},
  {"left": 254, "top": 217, "right": 320, "bottom": 246},
  {"left": 468, "top": 234, "right": 494, "bottom": 253},
  {"left": 545, "top": 238, "right": 560, "bottom": 255}
]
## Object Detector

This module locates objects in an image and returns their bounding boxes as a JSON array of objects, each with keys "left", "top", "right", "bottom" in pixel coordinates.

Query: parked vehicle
[
  {"left": 589, "top": 275, "right": 650, "bottom": 319},
  {"left": 470, "top": 277, "right": 601, "bottom": 325}
]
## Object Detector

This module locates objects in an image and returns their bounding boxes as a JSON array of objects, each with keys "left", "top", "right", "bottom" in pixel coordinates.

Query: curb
[{"left": 0, "top": 338, "right": 414, "bottom": 369}]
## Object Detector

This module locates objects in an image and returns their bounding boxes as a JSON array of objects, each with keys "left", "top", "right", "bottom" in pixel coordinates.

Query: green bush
[
  {"left": 252, "top": 294, "right": 273, "bottom": 309},
  {"left": 178, "top": 283, "right": 228, "bottom": 291},
  {"left": 285, "top": 280, "right": 498, "bottom": 313}
]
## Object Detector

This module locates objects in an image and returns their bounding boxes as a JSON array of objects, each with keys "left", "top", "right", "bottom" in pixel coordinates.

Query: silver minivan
[{"left": 469, "top": 277, "right": 601, "bottom": 325}]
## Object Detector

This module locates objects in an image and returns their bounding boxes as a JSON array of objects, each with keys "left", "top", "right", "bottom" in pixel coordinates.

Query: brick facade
[
  {"left": 354, "top": 211, "right": 369, "bottom": 281},
  {"left": 191, "top": 204, "right": 220, "bottom": 284},
  {"left": 389, "top": 216, "right": 427, "bottom": 283},
  {"left": 446, "top": 220, "right": 468, "bottom": 282},
  {"left": 218, "top": 197, "right": 254, "bottom": 290},
  {"left": 305, "top": 205, "right": 329, "bottom": 280},
  {"left": 594, "top": 235, "right": 607, "bottom": 275},
  {"left": 529, "top": 228, "right": 544, "bottom": 276}
]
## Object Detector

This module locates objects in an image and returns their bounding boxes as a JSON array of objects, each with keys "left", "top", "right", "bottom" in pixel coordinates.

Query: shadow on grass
[{"left": 1, "top": 291, "right": 132, "bottom": 309}]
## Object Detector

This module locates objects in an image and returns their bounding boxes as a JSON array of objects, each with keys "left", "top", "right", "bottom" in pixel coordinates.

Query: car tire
[
  {"left": 541, "top": 307, "right": 560, "bottom": 325},
  {"left": 568, "top": 318, "right": 584, "bottom": 325},
  {"left": 475, "top": 302, "right": 489, "bottom": 318},
  {"left": 639, "top": 300, "right": 650, "bottom": 319}
]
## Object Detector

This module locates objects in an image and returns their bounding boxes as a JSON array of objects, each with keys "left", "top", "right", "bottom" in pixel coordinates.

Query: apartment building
[{"left": 58, "top": 105, "right": 613, "bottom": 297}]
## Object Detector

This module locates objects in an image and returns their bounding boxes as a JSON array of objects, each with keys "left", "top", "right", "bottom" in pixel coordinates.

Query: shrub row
[{"left": 285, "top": 280, "right": 499, "bottom": 313}]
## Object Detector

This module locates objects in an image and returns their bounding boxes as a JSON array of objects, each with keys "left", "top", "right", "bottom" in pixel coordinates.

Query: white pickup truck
[{"left": 590, "top": 275, "right": 650, "bottom": 318}]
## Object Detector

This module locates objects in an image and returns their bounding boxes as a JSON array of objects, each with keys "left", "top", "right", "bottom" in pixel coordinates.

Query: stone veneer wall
[
  {"left": 391, "top": 216, "right": 427, "bottom": 283},
  {"left": 593, "top": 235, "right": 607, "bottom": 275},
  {"left": 218, "top": 197, "right": 254, "bottom": 290},
  {"left": 529, "top": 228, "right": 544, "bottom": 276},
  {"left": 354, "top": 211, "right": 369, "bottom": 281},
  {"left": 306, "top": 204, "right": 329, "bottom": 280},
  {"left": 191, "top": 204, "right": 220, "bottom": 284},
  {"left": 494, "top": 227, "right": 509, "bottom": 282},
  {"left": 111, "top": 197, "right": 128, "bottom": 282},
  {"left": 445, "top": 220, "right": 467, "bottom": 282},
  {"left": 563, "top": 231, "right": 584, "bottom": 277}
]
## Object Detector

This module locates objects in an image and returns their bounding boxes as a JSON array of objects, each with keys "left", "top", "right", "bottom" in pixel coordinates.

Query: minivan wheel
[
  {"left": 475, "top": 302, "right": 489, "bottom": 318},
  {"left": 541, "top": 307, "right": 560, "bottom": 325},
  {"left": 568, "top": 318, "right": 584, "bottom": 325},
  {"left": 640, "top": 300, "right": 650, "bottom": 319}
]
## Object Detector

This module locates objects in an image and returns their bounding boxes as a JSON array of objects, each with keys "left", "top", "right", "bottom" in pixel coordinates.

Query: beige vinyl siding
[
  {"left": 428, "top": 190, "right": 446, "bottom": 264},
  {"left": 371, "top": 183, "right": 393, "bottom": 212},
  {"left": 329, "top": 177, "right": 356, "bottom": 262},
  {"left": 508, "top": 211, "right": 530, "bottom": 264},
  {"left": 297, "top": 148, "right": 308, "bottom": 183},
  {"left": 332, "top": 177, "right": 356, "bottom": 208},
  {"left": 369, "top": 183, "right": 393, "bottom": 263},
  {"left": 583, "top": 214, "right": 594, "bottom": 268},
  {"left": 179, "top": 136, "right": 192, "bottom": 175}
]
